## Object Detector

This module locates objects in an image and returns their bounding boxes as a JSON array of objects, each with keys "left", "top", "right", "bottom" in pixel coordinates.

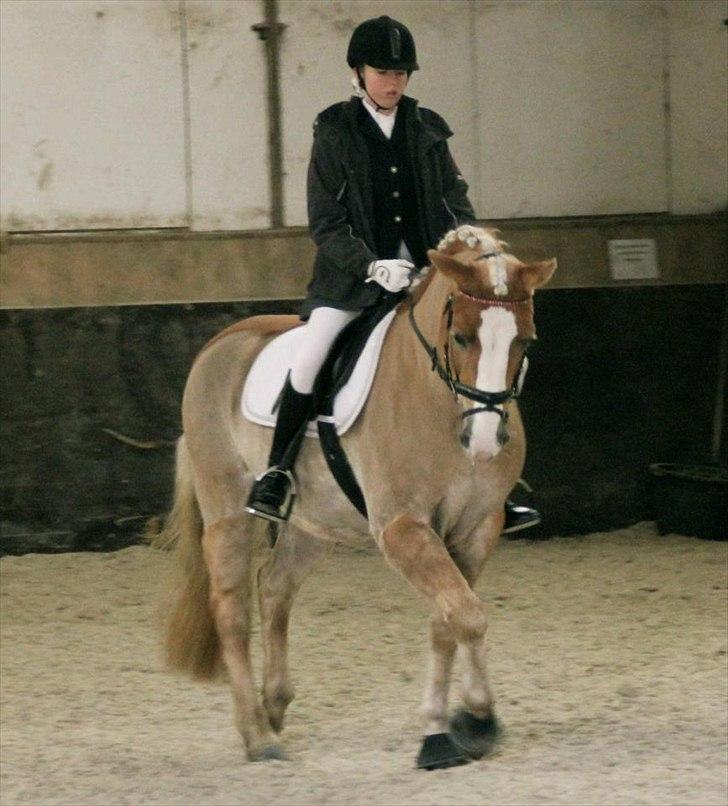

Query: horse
[{"left": 157, "top": 224, "right": 556, "bottom": 769}]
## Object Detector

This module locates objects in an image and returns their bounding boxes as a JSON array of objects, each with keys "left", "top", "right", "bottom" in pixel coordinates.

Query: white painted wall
[
  {"left": 668, "top": 0, "right": 728, "bottom": 214},
  {"left": 473, "top": 0, "right": 669, "bottom": 217},
  {"left": 0, "top": 0, "right": 188, "bottom": 231},
  {"left": 185, "top": 0, "right": 270, "bottom": 230},
  {"left": 1, "top": 0, "right": 725, "bottom": 233}
]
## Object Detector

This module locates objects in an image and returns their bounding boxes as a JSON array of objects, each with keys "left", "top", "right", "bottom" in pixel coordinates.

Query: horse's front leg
[
  {"left": 202, "top": 515, "right": 284, "bottom": 761},
  {"left": 257, "top": 525, "right": 328, "bottom": 734},
  {"left": 422, "top": 612, "right": 458, "bottom": 737},
  {"left": 415, "top": 611, "right": 467, "bottom": 769},
  {"left": 377, "top": 514, "right": 494, "bottom": 768},
  {"left": 445, "top": 510, "right": 505, "bottom": 761}
]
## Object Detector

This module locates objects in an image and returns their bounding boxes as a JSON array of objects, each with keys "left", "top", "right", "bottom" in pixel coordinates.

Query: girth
[{"left": 312, "top": 291, "right": 406, "bottom": 518}]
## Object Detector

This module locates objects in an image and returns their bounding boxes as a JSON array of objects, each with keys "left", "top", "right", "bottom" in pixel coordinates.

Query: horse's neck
[
  {"left": 390, "top": 271, "right": 455, "bottom": 402},
  {"left": 402, "top": 270, "right": 452, "bottom": 356},
  {"left": 416, "top": 271, "right": 452, "bottom": 340}
]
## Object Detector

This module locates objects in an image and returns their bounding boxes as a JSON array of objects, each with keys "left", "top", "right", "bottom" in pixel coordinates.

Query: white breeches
[{"left": 289, "top": 307, "right": 360, "bottom": 393}]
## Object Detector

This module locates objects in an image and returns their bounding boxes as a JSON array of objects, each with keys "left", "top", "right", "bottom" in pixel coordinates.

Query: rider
[{"left": 245, "top": 15, "right": 541, "bottom": 534}]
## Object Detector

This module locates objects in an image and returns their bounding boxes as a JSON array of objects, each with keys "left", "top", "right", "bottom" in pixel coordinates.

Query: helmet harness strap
[{"left": 355, "top": 67, "right": 397, "bottom": 113}]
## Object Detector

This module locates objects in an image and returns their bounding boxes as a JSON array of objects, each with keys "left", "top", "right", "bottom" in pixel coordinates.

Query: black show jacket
[{"left": 302, "top": 95, "right": 477, "bottom": 317}]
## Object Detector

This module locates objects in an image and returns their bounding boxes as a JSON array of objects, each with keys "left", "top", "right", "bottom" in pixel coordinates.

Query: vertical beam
[
  {"left": 178, "top": 1, "right": 193, "bottom": 227},
  {"left": 253, "top": 0, "right": 286, "bottom": 228}
]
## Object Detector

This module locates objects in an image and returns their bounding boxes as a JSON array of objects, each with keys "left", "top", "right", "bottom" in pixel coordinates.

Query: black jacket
[{"left": 302, "top": 95, "right": 477, "bottom": 317}]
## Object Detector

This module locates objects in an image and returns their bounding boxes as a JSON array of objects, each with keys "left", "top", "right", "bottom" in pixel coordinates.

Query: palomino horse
[{"left": 159, "top": 225, "right": 556, "bottom": 769}]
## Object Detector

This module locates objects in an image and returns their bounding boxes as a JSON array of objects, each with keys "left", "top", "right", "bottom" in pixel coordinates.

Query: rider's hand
[{"left": 365, "top": 259, "right": 415, "bottom": 292}]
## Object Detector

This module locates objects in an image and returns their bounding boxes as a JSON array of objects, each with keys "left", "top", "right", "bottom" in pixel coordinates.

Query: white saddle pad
[{"left": 242, "top": 309, "right": 397, "bottom": 437}]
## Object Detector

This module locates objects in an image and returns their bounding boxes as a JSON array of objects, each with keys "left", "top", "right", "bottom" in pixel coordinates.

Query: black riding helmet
[{"left": 347, "top": 15, "right": 419, "bottom": 72}]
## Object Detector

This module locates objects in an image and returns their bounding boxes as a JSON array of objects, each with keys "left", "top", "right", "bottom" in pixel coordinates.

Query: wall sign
[{"left": 608, "top": 239, "right": 660, "bottom": 280}]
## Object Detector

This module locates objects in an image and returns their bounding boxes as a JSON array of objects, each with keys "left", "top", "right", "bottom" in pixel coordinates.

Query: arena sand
[{"left": 1, "top": 522, "right": 726, "bottom": 806}]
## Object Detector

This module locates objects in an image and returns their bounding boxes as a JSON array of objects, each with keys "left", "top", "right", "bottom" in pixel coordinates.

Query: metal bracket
[{"left": 251, "top": 21, "right": 287, "bottom": 41}]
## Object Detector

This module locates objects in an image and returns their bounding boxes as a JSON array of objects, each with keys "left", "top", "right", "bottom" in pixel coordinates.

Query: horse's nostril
[{"left": 496, "top": 418, "right": 509, "bottom": 446}]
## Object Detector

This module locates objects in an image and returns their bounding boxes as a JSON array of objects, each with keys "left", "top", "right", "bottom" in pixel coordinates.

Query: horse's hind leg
[
  {"left": 202, "top": 513, "right": 284, "bottom": 761},
  {"left": 257, "top": 525, "right": 328, "bottom": 733}
]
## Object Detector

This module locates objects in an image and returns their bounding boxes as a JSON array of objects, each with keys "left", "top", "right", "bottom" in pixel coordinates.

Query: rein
[{"left": 407, "top": 287, "right": 530, "bottom": 426}]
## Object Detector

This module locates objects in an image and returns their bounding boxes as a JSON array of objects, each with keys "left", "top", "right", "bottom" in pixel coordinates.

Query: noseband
[{"left": 407, "top": 280, "right": 531, "bottom": 431}]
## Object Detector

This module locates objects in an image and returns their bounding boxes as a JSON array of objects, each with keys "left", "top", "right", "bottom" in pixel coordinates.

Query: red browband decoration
[{"left": 458, "top": 290, "right": 531, "bottom": 309}]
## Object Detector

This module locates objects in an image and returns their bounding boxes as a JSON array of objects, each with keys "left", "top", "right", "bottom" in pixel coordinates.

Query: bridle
[{"left": 407, "top": 257, "right": 532, "bottom": 436}]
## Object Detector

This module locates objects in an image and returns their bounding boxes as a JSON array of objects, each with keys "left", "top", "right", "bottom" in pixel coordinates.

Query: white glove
[{"left": 365, "top": 259, "right": 415, "bottom": 292}]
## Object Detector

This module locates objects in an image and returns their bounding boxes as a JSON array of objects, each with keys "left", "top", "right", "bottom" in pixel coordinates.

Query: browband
[{"left": 457, "top": 289, "right": 531, "bottom": 310}]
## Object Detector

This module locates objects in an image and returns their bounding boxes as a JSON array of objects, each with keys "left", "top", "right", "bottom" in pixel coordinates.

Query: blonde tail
[{"left": 156, "top": 436, "right": 221, "bottom": 680}]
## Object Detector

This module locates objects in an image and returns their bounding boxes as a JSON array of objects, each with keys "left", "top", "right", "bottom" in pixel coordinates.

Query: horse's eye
[{"left": 453, "top": 333, "right": 471, "bottom": 348}]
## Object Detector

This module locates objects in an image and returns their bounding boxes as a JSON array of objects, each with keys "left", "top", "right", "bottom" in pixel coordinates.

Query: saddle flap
[{"left": 242, "top": 308, "right": 398, "bottom": 436}]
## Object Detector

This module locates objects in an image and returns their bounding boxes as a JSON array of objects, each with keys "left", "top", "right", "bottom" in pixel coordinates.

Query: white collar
[{"left": 362, "top": 97, "right": 397, "bottom": 140}]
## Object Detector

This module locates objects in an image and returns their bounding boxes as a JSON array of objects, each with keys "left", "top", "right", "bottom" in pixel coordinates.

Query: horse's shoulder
[{"left": 198, "top": 315, "right": 302, "bottom": 356}]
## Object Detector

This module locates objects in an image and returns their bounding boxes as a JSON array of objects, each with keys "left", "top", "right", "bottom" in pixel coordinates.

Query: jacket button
[
  {"left": 390, "top": 166, "right": 398, "bottom": 173},
  {"left": 392, "top": 191, "right": 400, "bottom": 198},
  {"left": 394, "top": 215, "right": 402, "bottom": 223}
]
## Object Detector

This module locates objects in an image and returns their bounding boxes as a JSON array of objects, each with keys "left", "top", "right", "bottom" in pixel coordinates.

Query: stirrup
[
  {"left": 502, "top": 500, "right": 541, "bottom": 535},
  {"left": 245, "top": 467, "right": 297, "bottom": 524}
]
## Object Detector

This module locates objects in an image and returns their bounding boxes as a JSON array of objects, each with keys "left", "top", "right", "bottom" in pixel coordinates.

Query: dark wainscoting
[
  {"left": 517, "top": 284, "right": 725, "bottom": 536},
  {"left": 1, "top": 284, "right": 725, "bottom": 554}
]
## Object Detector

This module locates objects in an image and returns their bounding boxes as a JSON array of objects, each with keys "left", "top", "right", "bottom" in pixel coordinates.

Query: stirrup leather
[{"left": 245, "top": 467, "right": 297, "bottom": 523}]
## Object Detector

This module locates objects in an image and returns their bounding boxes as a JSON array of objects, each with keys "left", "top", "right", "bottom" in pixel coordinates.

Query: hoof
[
  {"left": 448, "top": 709, "right": 501, "bottom": 760},
  {"left": 264, "top": 690, "right": 294, "bottom": 734},
  {"left": 247, "top": 743, "right": 288, "bottom": 762},
  {"left": 415, "top": 732, "right": 470, "bottom": 770}
]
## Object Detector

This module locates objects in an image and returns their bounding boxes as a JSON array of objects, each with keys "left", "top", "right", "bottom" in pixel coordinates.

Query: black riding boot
[{"left": 245, "top": 378, "right": 314, "bottom": 523}]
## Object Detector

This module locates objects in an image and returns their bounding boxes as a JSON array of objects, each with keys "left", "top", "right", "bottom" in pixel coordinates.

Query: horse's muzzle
[{"left": 460, "top": 409, "right": 509, "bottom": 459}]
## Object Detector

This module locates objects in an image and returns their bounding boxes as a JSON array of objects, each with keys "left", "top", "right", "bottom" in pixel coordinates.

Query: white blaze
[{"left": 468, "top": 307, "right": 518, "bottom": 459}]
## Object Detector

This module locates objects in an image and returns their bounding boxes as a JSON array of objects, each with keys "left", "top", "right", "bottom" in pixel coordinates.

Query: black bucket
[{"left": 648, "top": 463, "right": 727, "bottom": 540}]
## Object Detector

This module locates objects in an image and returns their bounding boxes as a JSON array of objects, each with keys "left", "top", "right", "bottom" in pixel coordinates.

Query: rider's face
[{"left": 359, "top": 66, "right": 409, "bottom": 112}]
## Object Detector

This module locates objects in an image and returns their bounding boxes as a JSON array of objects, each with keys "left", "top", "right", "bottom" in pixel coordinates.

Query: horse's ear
[
  {"left": 522, "top": 258, "right": 557, "bottom": 291},
  {"left": 427, "top": 249, "right": 472, "bottom": 286}
]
